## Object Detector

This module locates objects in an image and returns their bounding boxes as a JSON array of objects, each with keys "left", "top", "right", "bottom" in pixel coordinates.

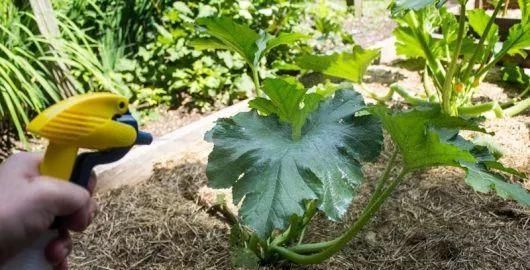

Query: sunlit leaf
[
  {"left": 467, "top": 9, "right": 499, "bottom": 54},
  {"left": 295, "top": 46, "right": 380, "bottom": 83},
  {"left": 195, "top": 17, "right": 305, "bottom": 69},
  {"left": 393, "top": 9, "right": 442, "bottom": 60},
  {"left": 369, "top": 105, "right": 484, "bottom": 170},
  {"left": 504, "top": 23, "right": 530, "bottom": 57},
  {"left": 249, "top": 77, "right": 322, "bottom": 139}
]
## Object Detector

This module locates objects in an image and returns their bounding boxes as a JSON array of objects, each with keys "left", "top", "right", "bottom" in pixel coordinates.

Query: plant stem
[
  {"left": 461, "top": 0, "right": 504, "bottom": 82},
  {"left": 297, "top": 200, "right": 318, "bottom": 244},
  {"left": 288, "top": 151, "right": 398, "bottom": 254},
  {"left": 500, "top": 86, "right": 530, "bottom": 108},
  {"left": 273, "top": 169, "right": 409, "bottom": 264},
  {"left": 271, "top": 200, "right": 317, "bottom": 247},
  {"left": 251, "top": 67, "right": 261, "bottom": 97},
  {"left": 390, "top": 84, "right": 429, "bottom": 105},
  {"left": 368, "top": 149, "right": 399, "bottom": 204},
  {"left": 441, "top": 2, "right": 467, "bottom": 116},
  {"left": 458, "top": 101, "right": 504, "bottom": 117},
  {"left": 423, "top": 66, "right": 438, "bottom": 102},
  {"left": 504, "top": 96, "right": 530, "bottom": 116},
  {"left": 409, "top": 12, "right": 445, "bottom": 88}
]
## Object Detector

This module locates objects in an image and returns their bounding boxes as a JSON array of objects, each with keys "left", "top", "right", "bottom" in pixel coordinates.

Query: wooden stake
[{"left": 29, "top": 0, "right": 78, "bottom": 98}]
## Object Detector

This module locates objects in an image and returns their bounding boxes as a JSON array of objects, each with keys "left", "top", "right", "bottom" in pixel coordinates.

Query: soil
[
  {"left": 139, "top": 106, "right": 205, "bottom": 138},
  {"left": 70, "top": 62, "right": 530, "bottom": 270},
  {"left": 70, "top": 149, "right": 530, "bottom": 270},
  {"left": 344, "top": 2, "right": 396, "bottom": 47}
]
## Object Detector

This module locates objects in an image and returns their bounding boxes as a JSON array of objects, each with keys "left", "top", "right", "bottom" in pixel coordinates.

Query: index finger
[{"left": 2, "top": 152, "right": 43, "bottom": 178}]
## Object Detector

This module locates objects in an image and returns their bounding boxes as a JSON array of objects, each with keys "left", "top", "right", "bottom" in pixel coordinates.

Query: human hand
[{"left": 0, "top": 152, "right": 98, "bottom": 270}]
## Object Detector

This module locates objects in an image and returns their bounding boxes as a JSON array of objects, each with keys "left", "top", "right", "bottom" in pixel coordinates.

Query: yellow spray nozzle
[{"left": 28, "top": 93, "right": 138, "bottom": 181}]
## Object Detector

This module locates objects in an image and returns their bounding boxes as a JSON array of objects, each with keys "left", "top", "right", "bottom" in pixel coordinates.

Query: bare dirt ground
[
  {"left": 139, "top": 106, "right": 205, "bottom": 137},
  {"left": 70, "top": 62, "right": 530, "bottom": 270},
  {"left": 345, "top": 1, "right": 396, "bottom": 47}
]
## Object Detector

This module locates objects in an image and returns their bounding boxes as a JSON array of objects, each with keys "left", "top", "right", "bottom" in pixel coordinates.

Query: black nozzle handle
[{"left": 136, "top": 131, "right": 153, "bottom": 145}]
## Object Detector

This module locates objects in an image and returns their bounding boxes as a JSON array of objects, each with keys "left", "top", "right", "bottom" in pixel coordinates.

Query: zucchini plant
[
  {"left": 192, "top": 17, "right": 307, "bottom": 97},
  {"left": 200, "top": 15, "right": 529, "bottom": 267},
  {"left": 387, "top": 0, "right": 530, "bottom": 117},
  {"left": 205, "top": 80, "right": 530, "bottom": 267}
]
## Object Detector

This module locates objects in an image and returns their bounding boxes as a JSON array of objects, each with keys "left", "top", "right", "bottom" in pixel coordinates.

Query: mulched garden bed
[{"left": 70, "top": 62, "right": 530, "bottom": 270}]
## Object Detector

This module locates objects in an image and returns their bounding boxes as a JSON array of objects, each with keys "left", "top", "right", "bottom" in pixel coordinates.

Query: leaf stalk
[
  {"left": 460, "top": 0, "right": 504, "bottom": 82},
  {"left": 270, "top": 150, "right": 405, "bottom": 264},
  {"left": 441, "top": 2, "right": 467, "bottom": 116}
]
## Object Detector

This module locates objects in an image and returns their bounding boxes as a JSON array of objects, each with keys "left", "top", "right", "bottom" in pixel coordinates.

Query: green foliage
[
  {"left": 501, "top": 65, "right": 530, "bottom": 85},
  {"left": 296, "top": 46, "right": 380, "bottom": 83},
  {"left": 195, "top": 17, "right": 307, "bottom": 68},
  {"left": 90, "top": 0, "right": 356, "bottom": 111},
  {"left": 249, "top": 78, "right": 320, "bottom": 140},
  {"left": 369, "top": 106, "right": 482, "bottom": 170},
  {"left": 113, "top": 1, "right": 292, "bottom": 110},
  {"left": 370, "top": 105, "right": 530, "bottom": 207},
  {"left": 206, "top": 89, "right": 528, "bottom": 266},
  {"left": 392, "top": 0, "right": 437, "bottom": 13},
  {"left": 194, "top": 16, "right": 307, "bottom": 96},
  {"left": 504, "top": 23, "right": 530, "bottom": 58},
  {"left": 391, "top": 0, "right": 530, "bottom": 117},
  {"left": 0, "top": 5, "right": 61, "bottom": 141},
  {"left": 462, "top": 162, "right": 530, "bottom": 206},
  {"left": 53, "top": 0, "right": 174, "bottom": 107},
  {"left": 206, "top": 88, "right": 382, "bottom": 237}
]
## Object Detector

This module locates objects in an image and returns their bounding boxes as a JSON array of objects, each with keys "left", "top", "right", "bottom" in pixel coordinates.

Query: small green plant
[{"left": 387, "top": 0, "right": 530, "bottom": 117}]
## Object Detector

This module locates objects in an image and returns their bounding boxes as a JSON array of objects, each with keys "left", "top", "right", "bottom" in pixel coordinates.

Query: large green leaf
[
  {"left": 467, "top": 9, "right": 498, "bottom": 39},
  {"left": 188, "top": 38, "right": 231, "bottom": 50},
  {"left": 393, "top": 9, "right": 442, "bottom": 60},
  {"left": 371, "top": 105, "right": 530, "bottom": 207},
  {"left": 206, "top": 90, "right": 383, "bottom": 237},
  {"left": 195, "top": 17, "right": 306, "bottom": 68},
  {"left": 295, "top": 46, "right": 380, "bottom": 83},
  {"left": 501, "top": 65, "right": 530, "bottom": 85},
  {"left": 369, "top": 105, "right": 484, "bottom": 170},
  {"left": 461, "top": 162, "right": 530, "bottom": 207},
  {"left": 467, "top": 9, "right": 499, "bottom": 51},
  {"left": 460, "top": 141, "right": 530, "bottom": 207},
  {"left": 195, "top": 17, "right": 259, "bottom": 65},
  {"left": 503, "top": 23, "right": 530, "bottom": 58},
  {"left": 265, "top": 33, "right": 308, "bottom": 55}
]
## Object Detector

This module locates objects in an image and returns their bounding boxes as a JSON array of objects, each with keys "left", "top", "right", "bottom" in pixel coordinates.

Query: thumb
[{"left": 31, "top": 176, "right": 90, "bottom": 217}]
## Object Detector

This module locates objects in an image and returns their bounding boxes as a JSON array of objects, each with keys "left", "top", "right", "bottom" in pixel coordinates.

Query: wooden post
[
  {"left": 29, "top": 0, "right": 78, "bottom": 98},
  {"left": 355, "top": 0, "right": 363, "bottom": 18}
]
